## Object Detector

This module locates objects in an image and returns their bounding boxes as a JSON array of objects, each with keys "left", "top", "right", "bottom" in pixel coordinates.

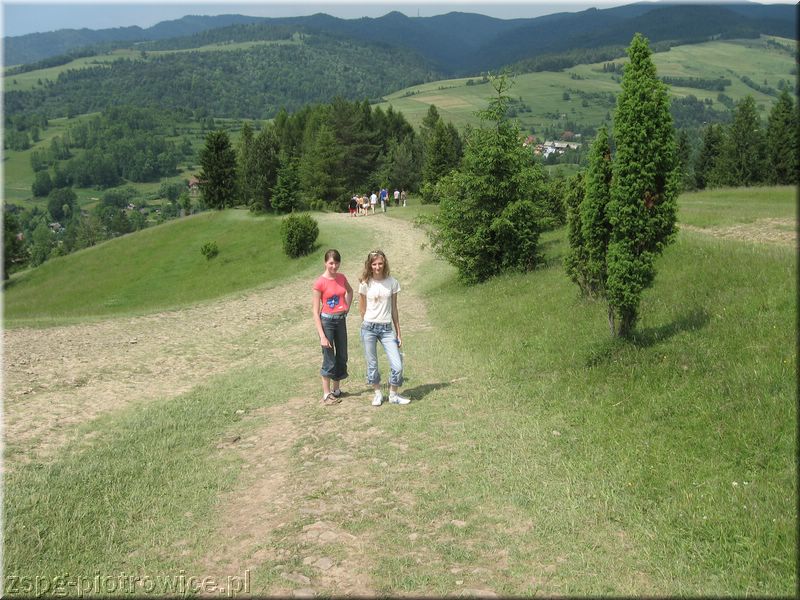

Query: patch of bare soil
[
  {"left": 3, "top": 212, "right": 437, "bottom": 595},
  {"left": 680, "top": 218, "right": 796, "bottom": 247}
]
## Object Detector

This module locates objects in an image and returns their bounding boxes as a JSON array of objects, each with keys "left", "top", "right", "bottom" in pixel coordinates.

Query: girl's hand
[
  {"left": 396, "top": 336, "right": 402, "bottom": 348},
  {"left": 320, "top": 336, "right": 332, "bottom": 349}
]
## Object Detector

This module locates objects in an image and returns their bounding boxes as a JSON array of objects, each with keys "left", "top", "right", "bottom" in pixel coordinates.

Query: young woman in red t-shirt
[{"left": 312, "top": 249, "right": 353, "bottom": 405}]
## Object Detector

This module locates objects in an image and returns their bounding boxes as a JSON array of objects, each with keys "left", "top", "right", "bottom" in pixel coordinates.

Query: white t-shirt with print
[{"left": 359, "top": 277, "right": 400, "bottom": 323}]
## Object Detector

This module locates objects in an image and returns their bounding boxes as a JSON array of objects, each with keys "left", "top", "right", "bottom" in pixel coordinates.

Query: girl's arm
[
  {"left": 359, "top": 293, "right": 367, "bottom": 320},
  {"left": 345, "top": 279, "right": 353, "bottom": 313},
  {"left": 391, "top": 292, "right": 402, "bottom": 346},
  {"left": 312, "top": 290, "right": 332, "bottom": 348}
]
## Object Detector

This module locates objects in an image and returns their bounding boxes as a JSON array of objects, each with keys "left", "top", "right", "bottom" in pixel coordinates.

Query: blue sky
[{"left": 0, "top": 1, "right": 740, "bottom": 37}]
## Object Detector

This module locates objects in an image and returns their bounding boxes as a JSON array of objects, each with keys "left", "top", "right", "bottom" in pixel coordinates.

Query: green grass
[
  {"left": 363, "top": 186, "right": 796, "bottom": 594},
  {"left": 678, "top": 185, "right": 796, "bottom": 228},
  {"left": 3, "top": 362, "right": 296, "bottom": 588},
  {"left": 3, "top": 209, "right": 335, "bottom": 325}
]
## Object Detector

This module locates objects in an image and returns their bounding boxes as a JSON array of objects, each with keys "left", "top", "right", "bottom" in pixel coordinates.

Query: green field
[{"left": 378, "top": 36, "right": 796, "bottom": 132}]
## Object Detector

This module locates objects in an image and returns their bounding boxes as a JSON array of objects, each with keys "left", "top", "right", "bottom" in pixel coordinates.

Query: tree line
[{"left": 687, "top": 89, "right": 797, "bottom": 189}]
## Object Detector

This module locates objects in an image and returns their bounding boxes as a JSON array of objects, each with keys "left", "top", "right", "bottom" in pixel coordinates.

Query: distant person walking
[
  {"left": 400, "top": 190, "right": 407, "bottom": 207},
  {"left": 312, "top": 249, "right": 353, "bottom": 406},
  {"left": 349, "top": 196, "right": 358, "bottom": 217},
  {"left": 380, "top": 188, "right": 388, "bottom": 213},
  {"left": 393, "top": 189, "right": 400, "bottom": 207},
  {"left": 370, "top": 192, "right": 377, "bottom": 215},
  {"left": 358, "top": 249, "right": 410, "bottom": 407}
]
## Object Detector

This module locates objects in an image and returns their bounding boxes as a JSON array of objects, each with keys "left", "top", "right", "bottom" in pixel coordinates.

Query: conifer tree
[
  {"left": 694, "top": 123, "right": 724, "bottom": 190},
  {"left": 563, "top": 171, "right": 590, "bottom": 295},
  {"left": 428, "top": 73, "right": 545, "bottom": 284},
  {"left": 198, "top": 130, "right": 237, "bottom": 210},
  {"left": 250, "top": 125, "right": 281, "bottom": 211},
  {"left": 581, "top": 126, "right": 613, "bottom": 299},
  {"left": 237, "top": 121, "right": 259, "bottom": 208},
  {"left": 606, "top": 33, "right": 679, "bottom": 337},
  {"left": 271, "top": 152, "right": 301, "bottom": 214},
  {"left": 713, "top": 95, "right": 765, "bottom": 187},
  {"left": 765, "top": 89, "right": 798, "bottom": 185}
]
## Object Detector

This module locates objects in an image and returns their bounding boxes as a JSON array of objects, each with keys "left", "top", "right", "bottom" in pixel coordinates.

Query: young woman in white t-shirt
[{"left": 358, "top": 250, "right": 410, "bottom": 406}]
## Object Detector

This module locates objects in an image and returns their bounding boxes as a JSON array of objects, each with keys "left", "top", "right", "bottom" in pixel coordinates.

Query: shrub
[
  {"left": 280, "top": 213, "right": 319, "bottom": 258},
  {"left": 200, "top": 241, "right": 219, "bottom": 260}
]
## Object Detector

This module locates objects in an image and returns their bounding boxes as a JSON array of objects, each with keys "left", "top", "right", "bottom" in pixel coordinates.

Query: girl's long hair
[{"left": 359, "top": 250, "right": 390, "bottom": 283}]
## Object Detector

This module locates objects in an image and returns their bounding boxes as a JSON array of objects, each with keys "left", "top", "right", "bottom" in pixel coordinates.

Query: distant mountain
[
  {"left": 3, "top": 14, "right": 264, "bottom": 65},
  {"left": 470, "top": 3, "right": 797, "bottom": 72},
  {"left": 5, "top": 2, "right": 796, "bottom": 70}
]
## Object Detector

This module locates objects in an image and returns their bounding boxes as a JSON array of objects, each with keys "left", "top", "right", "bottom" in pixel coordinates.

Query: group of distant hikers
[
  {"left": 311, "top": 247, "right": 409, "bottom": 408},
  {"left": 348, "top": 188, "right": 407, "bottom": 216}
]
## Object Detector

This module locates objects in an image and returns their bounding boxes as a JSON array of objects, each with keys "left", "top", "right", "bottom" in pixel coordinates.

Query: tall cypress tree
[
  {"left": 563, "top": 171, "right": 590, "bottom": 295},
  {"left": 581, "top": 126, "right": 613, "bottom": 301},
  {"left": 606, "top": 33, "right": 679, "bottom": 338},
  {"left": 198, "top": 130, "right": 237, "bottom": 210}
]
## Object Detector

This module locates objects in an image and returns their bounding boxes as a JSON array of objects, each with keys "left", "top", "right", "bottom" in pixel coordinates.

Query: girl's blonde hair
[{"left": 359, "top": 249, "right": 390, "bottom": 283}]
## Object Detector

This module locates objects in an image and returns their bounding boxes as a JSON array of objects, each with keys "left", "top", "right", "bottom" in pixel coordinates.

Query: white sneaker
[
  {"left": 389, "top": 393, "right": 410, "bottom": 405},
  {"left": 372, "top": 391, "right": 383, "bottom": 406}
]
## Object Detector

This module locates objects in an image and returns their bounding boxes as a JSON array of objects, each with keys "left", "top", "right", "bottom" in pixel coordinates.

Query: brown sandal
[{"left": 322, "top": 392, "right": 341, "bottom": 406}]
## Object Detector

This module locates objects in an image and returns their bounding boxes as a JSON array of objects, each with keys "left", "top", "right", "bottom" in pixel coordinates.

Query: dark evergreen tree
[
  {"left": 299, "top": 122, "right": 345, "bottom": 207},
  {"left": 606, "top": 33, "right": 679, "bottom": 337},
  {"left": 765, "top": 89, "right": 798, "bottom": 185},
  {"left": 198, "top": 130, "right": 237, "bottom": 210},
  {"left": 237, "top": 121, "right": 259, "bottom": 207},
  {"left": 694, "top": 123, "right": 724, "bottom": 189},
  {"left": 271, "top": 152, "right": 301, "bottom": 213},
  {"left": 713, "top": 95, "right": 765, "bottom": 187},
  {"left": 32, "top": 170, "right": 53, "bottom": 197},
  {"left": 250, "top": 125, "right": 281, "bottom": 211}
]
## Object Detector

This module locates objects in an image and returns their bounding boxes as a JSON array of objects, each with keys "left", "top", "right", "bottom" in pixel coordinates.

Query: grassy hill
[
  {"left": 2, "top": 209, "right": 335, "bottom": 325},
  {"left": 3, "top": 187, "right": 795, "bottom": 594},
  {"left": 378, "top": 36, "right": 796, "bottom": 133}
]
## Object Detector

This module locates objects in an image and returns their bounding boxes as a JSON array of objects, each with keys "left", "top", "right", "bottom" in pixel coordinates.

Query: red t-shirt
[{"left": 314, "top": 273, "right": 350, "bottom": 314}]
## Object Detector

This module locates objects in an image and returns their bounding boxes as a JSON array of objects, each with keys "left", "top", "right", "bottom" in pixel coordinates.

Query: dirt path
[{"left": 3, "top": 212, "right": 435, "bottom": 595}]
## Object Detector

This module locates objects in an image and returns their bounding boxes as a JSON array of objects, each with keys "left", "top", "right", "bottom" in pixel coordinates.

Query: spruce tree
[
  {"left": 766, "top": 89, "right": 798, "bottom": 185},
  {"left": 694, "top": 123, "right": 724, "bottom": 190},
  {"left": 606, "top": 33, "right": 679, "bottom": 337},
  {"left": 714, "top": 95, "right": 765, "bottom": 187},
  {"left": 237, "top": 121, "right": 259, "bottom": 208},
  {"left": 271, "top": 152, "right": 301, "bottom": 214},
  {"left": 198, "top": 130, "right": 237, "bottom": 210}
]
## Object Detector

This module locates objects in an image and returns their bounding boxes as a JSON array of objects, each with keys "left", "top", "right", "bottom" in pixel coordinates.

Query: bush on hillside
[
  {"left": 281, "top": 213, "right": 319, "bottom": 258},
  {"left": 200, "top": 241, "right": 219, "bottom": 260}
]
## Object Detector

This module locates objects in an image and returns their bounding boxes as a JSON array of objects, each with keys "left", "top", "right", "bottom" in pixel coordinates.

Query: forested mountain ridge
[
  {"left": 4, "top": 3, "right": 796, "bottom": 71},
  {"left": 4, "top": 33, "right": 440, "bottom": 120}
]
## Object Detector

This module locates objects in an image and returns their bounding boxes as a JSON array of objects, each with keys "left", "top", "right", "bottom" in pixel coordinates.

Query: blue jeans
[
  {"left": 360, "top": 321, "right": 403, "bottom": 386},
  {"left": 320, "top": 314, "right": 348, "bottom": 381}
]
